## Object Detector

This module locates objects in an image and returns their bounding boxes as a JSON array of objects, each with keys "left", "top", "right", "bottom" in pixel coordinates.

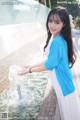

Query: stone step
[{"left": 0, "top": 79, "right": 9, "bottom": 94}]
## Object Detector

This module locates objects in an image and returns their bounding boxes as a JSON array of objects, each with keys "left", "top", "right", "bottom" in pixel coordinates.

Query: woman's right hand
[
  {"left": 18, "top": 67, "right": 28, "bottom": 76},
  {"left": 24, "top": 65, "right": 31, "bottom": 69}
]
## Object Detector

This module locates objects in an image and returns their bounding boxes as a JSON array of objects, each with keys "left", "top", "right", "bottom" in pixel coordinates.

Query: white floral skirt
[{"left": 49, "top": 70, "right": 80, "bottom": 120}]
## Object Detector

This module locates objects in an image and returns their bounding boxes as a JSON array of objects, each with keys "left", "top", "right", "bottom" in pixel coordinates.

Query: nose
[{"left": 52, "top": 23, "right": 55, "bottom": 28}]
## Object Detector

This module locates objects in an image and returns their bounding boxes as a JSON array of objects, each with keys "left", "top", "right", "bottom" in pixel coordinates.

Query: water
[
  {"left": 0, "top": 52, "right": 48, "bottom": 120},
  {"left": 8, "top": 65, "right": 23, "bottom": 101}
]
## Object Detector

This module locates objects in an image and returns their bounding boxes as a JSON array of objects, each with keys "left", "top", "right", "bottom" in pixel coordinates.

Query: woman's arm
[
  {"left": 24, "top": 60, "right": 45, "bottom": 69},
  {"left": 18, "top": 60, "right": 47, "bottom": 76},
  {"left": 30, "top": 64, "right": 47, "bottom": 72}
]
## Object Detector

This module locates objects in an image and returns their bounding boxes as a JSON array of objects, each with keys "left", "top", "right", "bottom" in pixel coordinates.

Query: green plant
[{"left": 76, "top": 17, "right": 80, "bottom": 29}]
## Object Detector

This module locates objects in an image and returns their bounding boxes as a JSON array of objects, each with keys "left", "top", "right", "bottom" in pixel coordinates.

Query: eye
[
  {"left": 48, "top": 19, "right": 53, "bottom": 23},
  {"left": 54, "top": 20, "right": 60, "bottom": 24}
]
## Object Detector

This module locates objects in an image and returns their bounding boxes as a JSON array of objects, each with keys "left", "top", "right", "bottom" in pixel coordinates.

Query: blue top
[{"left": 44, "top": 34, "right": 75, "bottom": 96}]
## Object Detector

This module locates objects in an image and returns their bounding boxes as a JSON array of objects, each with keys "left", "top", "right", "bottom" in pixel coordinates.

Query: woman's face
[{"left": 48, "top": 14, "right": 64, "bottom": 37}]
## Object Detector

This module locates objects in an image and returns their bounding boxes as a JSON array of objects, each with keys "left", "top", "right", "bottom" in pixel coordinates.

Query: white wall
[{"left": 0, "top": 22, "right": 47, "bottom": 60}]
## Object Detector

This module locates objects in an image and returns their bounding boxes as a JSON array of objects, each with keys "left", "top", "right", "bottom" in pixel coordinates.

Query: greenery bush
[{"left": 76, "top": 17, "right": 80, "bottom": 29}]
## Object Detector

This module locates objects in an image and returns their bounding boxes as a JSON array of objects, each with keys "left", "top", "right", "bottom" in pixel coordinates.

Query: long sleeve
[{"left": 44, "top": 40, "right": 62, "bottom": 70}]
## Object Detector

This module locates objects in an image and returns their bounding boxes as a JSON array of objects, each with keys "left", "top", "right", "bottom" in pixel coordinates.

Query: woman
[{"left": 18, "top": 6, "right": 80, "bottom": 120}]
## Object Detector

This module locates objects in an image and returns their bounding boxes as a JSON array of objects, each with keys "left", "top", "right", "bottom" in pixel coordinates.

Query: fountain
[
  {"left": 8, "top": 65, "right": 23, "bottom": 100},
  {"left": 7, "top": 65, "right": 32, "bottom": 107},
  {"left": 0, "top": 63, "right": 47, "bottom": 119}
]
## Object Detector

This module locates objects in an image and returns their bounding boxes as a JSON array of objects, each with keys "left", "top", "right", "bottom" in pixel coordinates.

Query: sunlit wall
[{"left": 0, "top": 0, "right": 50, "bottom": 60}]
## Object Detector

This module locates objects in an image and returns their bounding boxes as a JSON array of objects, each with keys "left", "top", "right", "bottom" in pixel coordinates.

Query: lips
[
  {"left": 50, "top": 29, "right": 56, "bottom": 32},
  {"left": 50, "top": 28, "right": 56, "bottom": 31}
]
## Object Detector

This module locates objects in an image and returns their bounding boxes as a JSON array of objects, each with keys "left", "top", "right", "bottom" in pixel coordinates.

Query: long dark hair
[{"left": 44, "top": 6, "right": 76, "bottom": 68}]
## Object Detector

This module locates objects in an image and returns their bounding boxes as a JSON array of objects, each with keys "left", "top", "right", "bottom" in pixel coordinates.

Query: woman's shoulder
[
  {"left": 50, "top": 35, "right": 67, "bottom": 50},
  {"left": 51, "top": 35, "right": 63, "bottom": 45}
]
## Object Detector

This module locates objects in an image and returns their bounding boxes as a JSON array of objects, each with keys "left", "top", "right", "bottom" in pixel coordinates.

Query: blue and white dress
[{"left": 44, "top": 34, "right": 80, "bottom": 120}]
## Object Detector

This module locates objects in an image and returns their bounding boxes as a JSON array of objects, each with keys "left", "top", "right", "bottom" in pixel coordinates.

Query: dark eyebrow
[
  {"left": 48, "top": 16, "right": 61, "bottom": 23},
  {"left": 54, "top": 19, "right": 61, "bottom": 22},
  {"left": 48, "top": 19, "right": 61, "bottom": 23}
]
